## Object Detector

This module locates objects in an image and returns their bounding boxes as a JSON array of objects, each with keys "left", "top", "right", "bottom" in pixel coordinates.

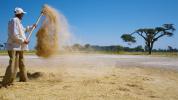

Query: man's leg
[
  {"left": 2, "top": 51, "right": 18, "bottom": 86},
  {"left": 18, "top": 51, "right": 28, "bottom": 82},
  {"left": 14, "top": 51, "right": 19, "bottom": 80}
]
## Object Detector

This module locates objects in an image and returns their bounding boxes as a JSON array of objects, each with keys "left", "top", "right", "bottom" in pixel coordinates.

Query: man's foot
[
  {"left": 19, "top": 79, "right": 28, "bottom": 82},
  {"left": 1, "top": 83, "right": 14, "bottom": 88}
]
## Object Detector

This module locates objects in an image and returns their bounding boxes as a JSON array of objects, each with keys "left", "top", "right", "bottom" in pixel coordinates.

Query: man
[{"left": 1, "top": 7, "right": 36, "bottom": 87}]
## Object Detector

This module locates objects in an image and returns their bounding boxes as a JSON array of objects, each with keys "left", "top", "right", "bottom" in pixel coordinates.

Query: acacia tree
[{"left": 121, "top": 24, "right": 176, "bottom": 54}]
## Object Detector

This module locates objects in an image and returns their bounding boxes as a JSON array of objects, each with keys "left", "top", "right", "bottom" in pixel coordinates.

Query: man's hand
[
  {"left": 24, "top": 39, "right": 29, "bottom": 44},
  {"left": 33, "top": 24, "right": 37, "bottom": 29}
]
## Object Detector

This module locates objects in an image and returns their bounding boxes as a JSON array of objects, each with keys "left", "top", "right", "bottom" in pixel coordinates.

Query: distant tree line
[
  {"left": 1, "top": 42, "right": 178, "bottom": 52},
  {"left": 65, "top": 43, "right": 178, "bottom": 53}
]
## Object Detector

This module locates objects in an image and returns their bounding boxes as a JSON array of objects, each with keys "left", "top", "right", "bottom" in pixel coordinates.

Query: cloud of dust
[
  {"left": 35, "top": 4, "right": 72, "bottom": 58},
  {"left": 58, "top": 13, "right": 73, "bottom": 50}
]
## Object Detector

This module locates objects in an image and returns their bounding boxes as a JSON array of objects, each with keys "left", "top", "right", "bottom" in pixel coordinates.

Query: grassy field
[
  {"left": 92, "top": 51, "right": 178, "bottom": 57},
  {"left": 0, "top": 50, "right": 36, "bottom": 55}
]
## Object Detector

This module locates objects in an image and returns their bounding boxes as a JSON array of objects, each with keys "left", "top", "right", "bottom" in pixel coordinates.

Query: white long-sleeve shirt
[{"left": 6, "top": 17, "right": 33, "bottom": 51}]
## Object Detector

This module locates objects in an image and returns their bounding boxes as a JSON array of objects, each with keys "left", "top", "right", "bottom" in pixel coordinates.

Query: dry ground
[{"left": 0, "top": 54, "right": 178, "bottom": 100}]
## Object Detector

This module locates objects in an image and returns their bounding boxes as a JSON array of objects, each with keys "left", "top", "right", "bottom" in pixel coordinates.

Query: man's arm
[{"left": 25, "top": 24, "right": 37, "bottom": 33}]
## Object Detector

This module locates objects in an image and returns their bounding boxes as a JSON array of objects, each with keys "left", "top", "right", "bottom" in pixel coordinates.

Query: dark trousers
[{"left": 2, "top": 51, "right": 28, "bottom": 85}]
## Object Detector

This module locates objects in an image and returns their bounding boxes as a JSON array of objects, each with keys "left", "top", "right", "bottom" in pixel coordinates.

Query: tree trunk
[
  {"left": 148, "top": 48, "right": 152, "bottom": 54},
  {"left": 147, "top": 44, "right": 152, "bottom": 54},
  {"left": 148, "top": 42, "right": 154, "bottom": 55},
  {"left": 145, "top": 41, "right": 152, "bottom": 55}
]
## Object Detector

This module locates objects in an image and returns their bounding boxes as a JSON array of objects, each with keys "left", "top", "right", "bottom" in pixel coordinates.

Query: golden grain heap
[{"left": 36, "top": 5, "right": 60, "bottom": 58}]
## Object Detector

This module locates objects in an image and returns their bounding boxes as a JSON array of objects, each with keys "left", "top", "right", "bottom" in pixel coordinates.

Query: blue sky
[{"left": 0, "top": 0, "right": 178, "bottom": 49}]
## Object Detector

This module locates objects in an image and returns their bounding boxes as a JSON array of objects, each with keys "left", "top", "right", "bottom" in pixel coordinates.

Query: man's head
[{"left": 14, "top": 7, "right": 26, "bottom": 20}]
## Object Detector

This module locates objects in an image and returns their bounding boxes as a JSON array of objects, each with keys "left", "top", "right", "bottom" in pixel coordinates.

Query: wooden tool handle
[{"left": 27, "top": 13, "right": 43, "bottom": 41}]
